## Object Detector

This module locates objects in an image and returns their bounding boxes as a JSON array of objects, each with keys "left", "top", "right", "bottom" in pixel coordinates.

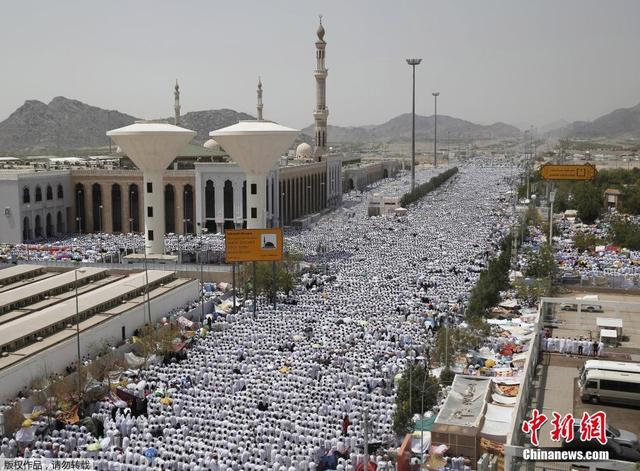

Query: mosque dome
[
  {"left": 204, "top": 139, "right": 221, "bottom": 151},
  {"left": 296, "top": 142, "right": 312, "bottom": 160}
]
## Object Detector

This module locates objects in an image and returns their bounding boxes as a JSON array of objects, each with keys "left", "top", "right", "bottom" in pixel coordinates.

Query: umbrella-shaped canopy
[
  {"left": 144, "top": 447, "right": 159, "bottom": 458},
  {"left": 87, "top": 442, "right": 101, "bottom": 451}
]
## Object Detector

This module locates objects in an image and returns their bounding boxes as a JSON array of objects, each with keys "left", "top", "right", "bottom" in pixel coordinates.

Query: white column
[
  {"left": 246, "top": 173, "right": 267, "bottom": 229},
  {"left": 233, "top": 179, "right": 243, "bottom": 226},
  {"left": 143, "top": 171, "right": 165, "bottom": 255},
  {"left": 195, "top": 173, "right": 203, "bottom": 229},
  {"left": 214, "top": 178, "right": 224, "bottom": 222}
]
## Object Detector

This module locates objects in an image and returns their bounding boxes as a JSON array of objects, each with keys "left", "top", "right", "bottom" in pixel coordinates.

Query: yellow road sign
[
  {"left": 538, "top": 163, "right": 597, "bottom": 181},
  {"left": 225, "top": 228, "right": 283, "bottom": 262}
]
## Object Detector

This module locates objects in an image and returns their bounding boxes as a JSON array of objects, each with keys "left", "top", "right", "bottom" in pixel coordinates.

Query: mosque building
[{"left": 0, "top": 19, "right": 399, "bottom": 244}]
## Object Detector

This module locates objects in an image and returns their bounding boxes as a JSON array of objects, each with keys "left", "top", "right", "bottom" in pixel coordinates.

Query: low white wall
[{"left": 0, "top": 280, "right": 198, "bottom": 400}]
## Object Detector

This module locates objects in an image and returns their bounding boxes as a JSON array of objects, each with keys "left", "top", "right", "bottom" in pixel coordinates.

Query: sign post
[
  {"left": 225, "top": 228, "right": 284, "bottom": 314},
  {"left": 225, "top": 228, "right": 284, "bottom": 263},
  {"left": 538, "top": 163, "right": 597, "bottom": 181}
]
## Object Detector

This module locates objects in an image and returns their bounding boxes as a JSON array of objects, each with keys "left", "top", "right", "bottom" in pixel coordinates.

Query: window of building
[
  {"left": 251, "top": 208, "right": 257, "bottom": 218},
  {"left": 251, "top": 183, "right": 257, "bottom": 195},
  {"left": 147, "top": 182, "right": 153, "bottom": 193},
  {"left": 46, "top": 185, "right": 53, "bottom": 200},
  {"left": 23, "top": 187, "right": 30, "bottom": 204},
  {"left": 147, "top": 206, "right": 153, "bottom": 217},
  {"left": 35, "top": 186, "right": 42, "bottom": 202},
  {"left": 148, "top": 230, "right": 154, "bottom": 241},
  {"left": 57, "top": 184, "right": 64, "bottom": 199}
]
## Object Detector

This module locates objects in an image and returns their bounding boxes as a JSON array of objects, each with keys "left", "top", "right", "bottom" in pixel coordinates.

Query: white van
[
  {"left": 579, "top": 370, "right": 640, "bottom": 405},
  {"left": 579, "top": 360, "right": 640, "bottom": 384}
]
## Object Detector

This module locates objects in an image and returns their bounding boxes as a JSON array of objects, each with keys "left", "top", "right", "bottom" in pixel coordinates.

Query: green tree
[
  {"left": 393, "top": 364, "right": 439, "bottom": 436},
  {"left": 574, "top": 231, "right": 598, "bottom": 252},
  {"left": 241, "top": 251, "right": 302, "bottom": 302},
  {"left": 573, "top": 182, "right": 602, "bottom": 224},
  {"left": 525, "top": 244, "right": 557, "bottom": 278},
  {"left": 622, "top": 182, "right": 640, "bottom": 215}
]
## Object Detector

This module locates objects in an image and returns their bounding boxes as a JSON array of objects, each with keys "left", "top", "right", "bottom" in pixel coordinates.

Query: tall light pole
[
  {"left": 199, "top": 226, "right": 208, "bottom": 323},
  {"left": 74, "top": 265, "right": 86, "bottom": 406},
  {"left": 549, "top": 188, "right": 557, "bottom": 245},
  {"left": 406, "top": 58, "right": 422, "bottom": 191},
  {"left": 432, "top": 92, "right": 440, "bottom": 168}
]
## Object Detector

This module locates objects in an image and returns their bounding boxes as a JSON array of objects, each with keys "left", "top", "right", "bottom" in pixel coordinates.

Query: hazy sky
[{"left": 1, "top": 0, "right": 639, "bottom": 130}]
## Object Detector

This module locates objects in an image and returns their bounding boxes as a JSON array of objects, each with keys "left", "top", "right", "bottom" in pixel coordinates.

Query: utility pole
[
  {"left": 432, "top": 92, "right": 440, "bottom": 168},
  {"left": 406, "top": 58, "right": 422, "bottom": 191},
  {"left": 363, "top": 409, "right": 370, "bottom": 471},
  {"left": 549, "top": 187, "right": 557, "bottom": 245}
]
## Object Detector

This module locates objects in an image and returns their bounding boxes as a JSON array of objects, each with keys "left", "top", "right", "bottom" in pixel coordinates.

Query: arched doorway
[
  {"left": 205, "top": 180, "right": 216, "bottom": 232},
  {"left": 23, "top": 217, "right": 31, "bottom": 241},
  {"left": 56, "top": 211, "right": 64, "bottom": 234},
  {"left": 112, "top": 184, "right": 122, "bottom": 232},
  {"left": 92, "top": 183, "right": 102, "bottom": 232},
  {"left": 45, "top": 213, "right": 53, "bottom": 237},
  {"left": 129, "top": 184, "right": 140, "bottom": 232},
  {"left": 75, "top": 183, "right": 85, "bottom": 233},
  {"left": 34, "top": 215, "right": 42, "bottom": 238},
  {"left": 223, "top": 180, "right": 234, "bottom": 230},
  {"left": 164, "top": 184, "right": 175, "bottom": 234},
  {"left": 348, "top": 178, "right": 355, "bottom": 191},
  {"left": 183, "top": 184, "right": 194, "bottom": 234}
]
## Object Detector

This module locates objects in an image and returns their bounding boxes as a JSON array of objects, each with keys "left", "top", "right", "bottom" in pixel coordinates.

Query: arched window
[
  {"left": 75, "top": 183, "right": 85, "bottom": 233},
  {"left": 223, "top": 180, "right": 234, "bottom": 230},
  {"left": 57, "top": 184, "right": 64, "bottom": 199},
  {"left": 164, "top": 184, "right": 175, "bottom": 234},
  {"left": 23, "top": 187, "right": 30, "bottom": 204},
  {"left": 35, "top": 186, "right": 42, "bottom": 202},
  {"left": 46, "top": 185, "right": 53, "bottom": 200},
  {"left": 112, "top": 184, "right": 122, "bottom": 232}
]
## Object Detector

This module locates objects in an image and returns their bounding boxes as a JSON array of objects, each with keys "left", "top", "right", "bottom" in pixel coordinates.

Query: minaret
[
  {"left": 257, "top": 76, "right": 264, "bottom": 120},
  {"left": 174, "top": 79, "right": 181, "bottom": 126},
  {"left": 313, "top": 15, "right": 329, "bottom": 160}
]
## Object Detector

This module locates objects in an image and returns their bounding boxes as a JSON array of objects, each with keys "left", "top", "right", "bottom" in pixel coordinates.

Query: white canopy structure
[
  {"left": 211, "top": 120, "right": 297, "bottom": 229},
  {"left": 107, "top": 121, "right": 195, "bottom": 254}
]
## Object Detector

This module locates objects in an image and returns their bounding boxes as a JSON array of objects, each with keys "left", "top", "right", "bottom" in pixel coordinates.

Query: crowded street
[{"left": 0, "top": 161, "right": 522, "bottom": 470}]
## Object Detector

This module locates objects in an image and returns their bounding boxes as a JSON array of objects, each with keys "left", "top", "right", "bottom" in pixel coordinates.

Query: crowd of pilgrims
[
  {"left": 2, "top": 231, "right": 227, "bottom": 264},
  {"left": 553, "top": 216, "right": 640, "bottom": 283},
  {"left": 4, "top": 161, "right": 519, "bottom": 470}
]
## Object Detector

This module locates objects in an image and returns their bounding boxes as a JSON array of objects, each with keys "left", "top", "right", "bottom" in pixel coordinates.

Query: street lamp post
[
  {"left": 199, "top": 226, "right": 208, "bottom": 323},
  {"left": 143, "top": 245, "right": 152, "bottom": 325},
  {"left": 74, "top": 265, "right": 86, "bottom": 407},
  {"left": 549, "top": 188, "right": 557, "bottom": 245},
  {"left": 432, "top": 92, "right": 440, "bottom": 168},
  {"left": 406, "top": 58, "right": 422, "bottom": 192}
]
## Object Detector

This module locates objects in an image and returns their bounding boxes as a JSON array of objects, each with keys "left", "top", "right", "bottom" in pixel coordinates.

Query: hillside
[
  {"left": 561, "top": 102, "right": 640, "bottom": 139},
  {"left": 0, "top": 97, "right": 256, "bottom": 154},
  {"left": 302, "top": 113, "right": 520, "bottom": 144},
  {"left": 0, "top": 97, "right": 136, "bottom": 154}
]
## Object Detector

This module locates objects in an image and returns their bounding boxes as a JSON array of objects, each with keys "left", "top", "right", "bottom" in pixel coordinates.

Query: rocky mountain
[
  {"left": 0, "top": 97, "right": 256, "bottom": 154},
  {"left": 0, "top": 97, "right": 136, "bottom": 154},
  {"left": 561, "top": 102, "right": 640, "bottom": 139},
  {"left": 302, "top": 113, "right": 521, "bottom": 144},
  {"left": 1, "top": 96, "right": 524, "bottom": 154},
  {"left": 169, "top": 109, "right": 254, "bottom": 144}
]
